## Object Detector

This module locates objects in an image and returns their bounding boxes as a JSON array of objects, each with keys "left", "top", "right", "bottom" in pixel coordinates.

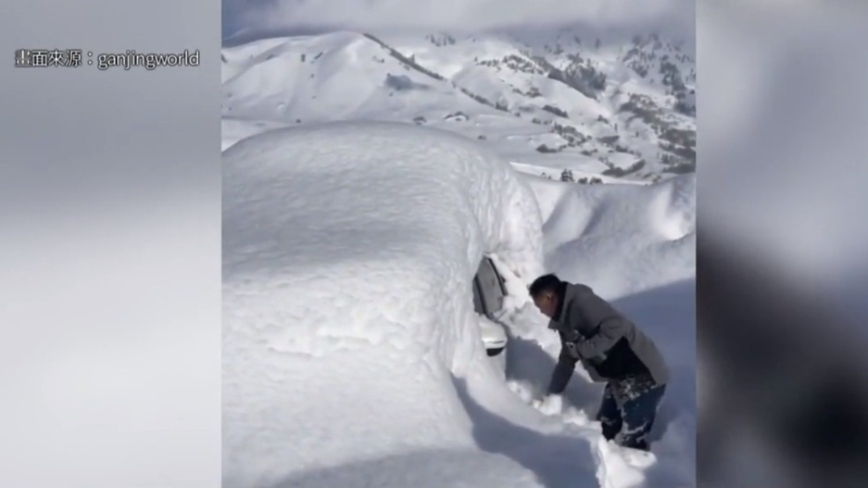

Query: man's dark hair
[{"left": 529, "top": 273, "right": 562, "bottom": 297}]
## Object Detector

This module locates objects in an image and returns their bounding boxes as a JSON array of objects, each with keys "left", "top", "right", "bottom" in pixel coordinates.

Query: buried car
[
  {"left": 221, "top": 121, "right": 544, "bottom": 487},
  {"left": 473, "top": 256, "right": 510, "bottom": 356}
]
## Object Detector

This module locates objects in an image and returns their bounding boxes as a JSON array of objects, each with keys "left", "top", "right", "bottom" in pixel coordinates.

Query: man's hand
[{"left": 532, "top": 394, "right": 563, "bottom": 415}]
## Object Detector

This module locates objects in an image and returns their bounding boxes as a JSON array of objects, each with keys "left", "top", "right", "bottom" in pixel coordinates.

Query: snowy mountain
[{"left": 222, "top": 28, "right": 695, "bottom": 183}]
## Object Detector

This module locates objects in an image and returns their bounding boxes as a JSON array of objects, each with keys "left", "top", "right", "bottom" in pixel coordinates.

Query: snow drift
[
  {"left": 532, "top": 172, "right": 695, "bottom": 299},
  {"left": 222, "top": 121, "right": 545, "bottom": 487}
]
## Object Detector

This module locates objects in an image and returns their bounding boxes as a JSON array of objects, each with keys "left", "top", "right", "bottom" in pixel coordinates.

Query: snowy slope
[
  {"left": 222, "top": 121, "right": 696, "bottom": 488},
  {"left": 222, "top": 29, "right": 695, "bottom": 181}
]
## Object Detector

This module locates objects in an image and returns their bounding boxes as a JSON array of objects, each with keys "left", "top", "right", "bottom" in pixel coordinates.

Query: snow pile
[{"left": 222, "top": 121, "right": 545, "bottom": 487}]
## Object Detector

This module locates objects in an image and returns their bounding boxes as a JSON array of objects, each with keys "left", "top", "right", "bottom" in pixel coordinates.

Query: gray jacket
[{"left": 547, "top": 282, "right": 669, "bottom": 394}]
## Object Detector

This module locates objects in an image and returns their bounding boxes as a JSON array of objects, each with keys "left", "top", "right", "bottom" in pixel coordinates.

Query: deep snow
[
  {"left": 223, "top": 121, "right": 547, "bottom": 487},
  {"left": 223, "top": 121, "right": 695, "bottom": 487}
]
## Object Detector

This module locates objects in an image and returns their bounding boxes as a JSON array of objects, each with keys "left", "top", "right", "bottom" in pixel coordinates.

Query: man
[{"left": 529, "top": 273, "right": 669, "bottom": 451}]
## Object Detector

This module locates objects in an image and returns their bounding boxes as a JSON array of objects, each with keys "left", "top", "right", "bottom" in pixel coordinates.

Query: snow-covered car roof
[
  {"left": 223, "top": 121, "right": 542, "bottom": 353},
  {"left": 222, "top": 121, "right": 543, "bottom": 485}
]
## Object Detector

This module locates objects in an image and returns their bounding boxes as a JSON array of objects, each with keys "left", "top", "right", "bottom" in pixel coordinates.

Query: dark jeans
[{"left": 597, "top": 381, "right": 666, "bottom": 450}]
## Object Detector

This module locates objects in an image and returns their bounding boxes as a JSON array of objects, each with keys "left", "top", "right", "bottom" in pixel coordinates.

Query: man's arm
[
  {"left": 547, "top": 347, "right": 578, "bottom": 394},
  {"left": 574, "top": 317, "right": 630, "bottom": 359}
]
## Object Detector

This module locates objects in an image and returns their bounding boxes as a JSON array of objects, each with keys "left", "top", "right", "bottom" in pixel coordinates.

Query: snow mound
[
  {"left": 529, "top": 172, "right": 695, "bottom": 299},
  {"left": 222, "top": 121, "right": 545, "bottom": 487}
]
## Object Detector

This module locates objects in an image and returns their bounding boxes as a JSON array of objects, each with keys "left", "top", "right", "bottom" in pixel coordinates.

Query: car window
[
  {"left": 472, "top": 277, "right": 485, "bottom": 315},
  {"left": 476, "top": 257, "right": 505, "bottom": 316}
]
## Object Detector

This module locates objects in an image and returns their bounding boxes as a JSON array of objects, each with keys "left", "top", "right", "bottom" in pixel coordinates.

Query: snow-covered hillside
[
  {"left": 222, "top": 121, "right": 696, "bottom": 488},
  {"left": 222, "top": 28, "right": 695, "bottom": 182}
]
